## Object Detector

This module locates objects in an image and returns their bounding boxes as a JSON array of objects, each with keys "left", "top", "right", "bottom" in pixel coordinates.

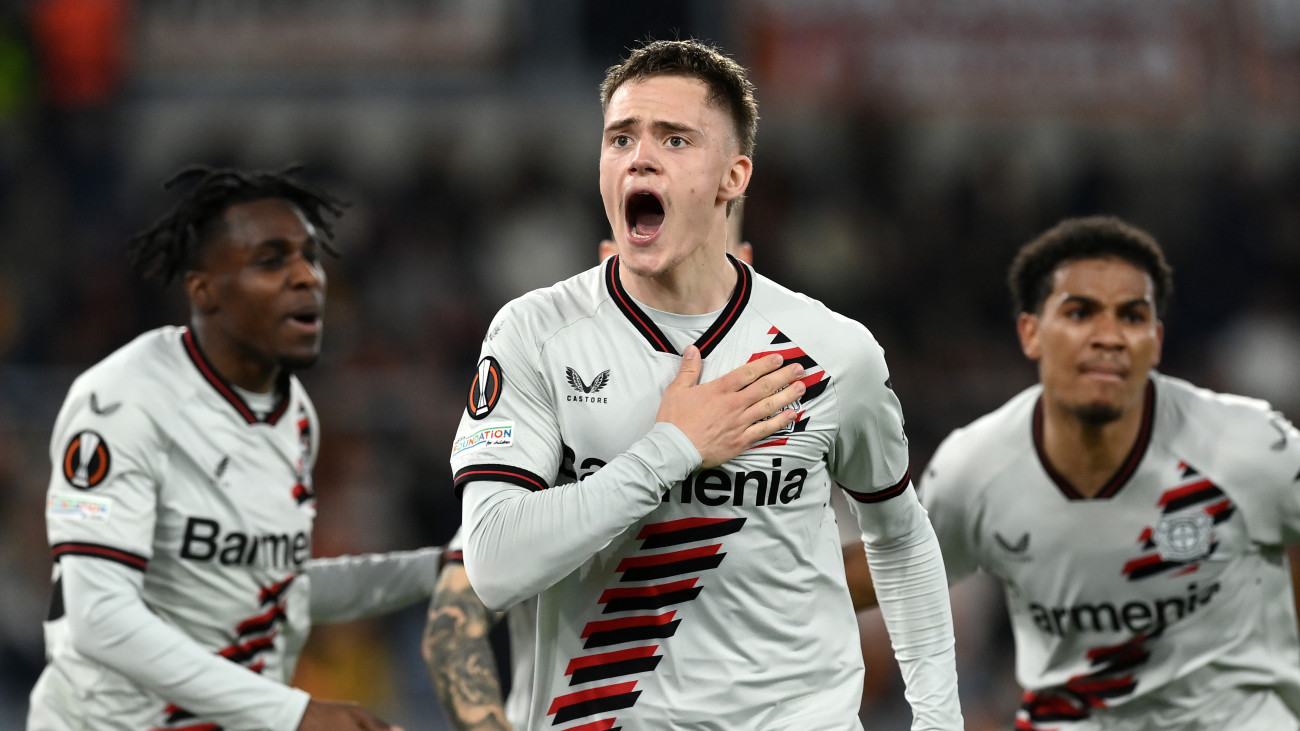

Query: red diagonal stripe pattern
[
  {"left": 599, "top": 579, "right": 698, "bottom": 604},
  {"left": 581, "top": 612, "right": 676, "bottom": 639},
  {"left": 566, "top": 646, "right": 660, "bottom": 675},
  {"left": 615, "top": 545, "right": 719, "bottom": 572},
  {"left": 547, "top": 681, "right": 638, "bottom": 716}
]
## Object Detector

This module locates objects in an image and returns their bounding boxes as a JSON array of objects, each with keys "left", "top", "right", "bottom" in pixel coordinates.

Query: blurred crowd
[{"left": 2, "top": 1, "right": 1300, "bottom": 729}]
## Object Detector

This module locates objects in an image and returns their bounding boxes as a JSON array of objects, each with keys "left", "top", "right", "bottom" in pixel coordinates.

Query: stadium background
[{"left": 2, "top": 1, "right": 1300, "bottom": 728}]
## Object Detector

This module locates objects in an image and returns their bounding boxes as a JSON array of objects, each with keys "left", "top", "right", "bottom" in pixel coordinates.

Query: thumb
[{"left": 672, "top": 345, "right": 702, "bottom": 387}]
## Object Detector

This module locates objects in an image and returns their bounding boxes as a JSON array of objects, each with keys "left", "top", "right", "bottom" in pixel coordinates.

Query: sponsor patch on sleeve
[
  {"left": 47, "top": 494, "right": 112, "bottom": 522},
  {"left": 451, "top": 422, "right": 516, "bottom": 458}
]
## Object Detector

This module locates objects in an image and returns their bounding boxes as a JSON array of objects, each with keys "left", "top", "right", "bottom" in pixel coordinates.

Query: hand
[
  {"left": 298, "top": 699, "right": 403, "bottom": 731},
  {"left": 657, "top": 346, "right": 805, "bottom": 468}
]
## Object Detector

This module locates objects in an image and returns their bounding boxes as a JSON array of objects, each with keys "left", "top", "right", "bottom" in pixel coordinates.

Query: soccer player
[
  {"left": 28, "top": 166, "right": 443, "bottom": 731},
  {"left": 450, "top": 39, "right": 963, "bottom": 730},
  {"left": 918, "top": 215, "right": 1300, "bottom": 729},
  {"left": 423, "top": 225, "right": 777, "bottom": 731}
]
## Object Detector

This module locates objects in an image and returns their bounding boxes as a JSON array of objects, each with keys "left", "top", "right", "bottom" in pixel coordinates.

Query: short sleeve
[
  {"left": 450, "top": 299, "right": 563, "bottom": 498},
  {"left": 45, "top": 385, "right": 164, "bottom": 565},
  {"left": 826, "top": 333, "right": 911, "bottom": 500},
  {"left": 1226, "top": 408, "right": 1300, "bottom": 546},
  {"left": 917, "top": 435, "right": 980, "bottom": 583}
]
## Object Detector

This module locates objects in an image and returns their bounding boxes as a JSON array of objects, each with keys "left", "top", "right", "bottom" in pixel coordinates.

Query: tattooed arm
[{"left": 423, "top": 561, "right": 512, "bottom": 731}]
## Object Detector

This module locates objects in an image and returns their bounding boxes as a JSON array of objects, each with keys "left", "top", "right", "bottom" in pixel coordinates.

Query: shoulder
[
  {"left": 1153, "top": 372, "right": 1299, "bottom": 484},
  {"left": 749, "top": 271, "right": 887, "bottom": 376},
  {"left": 923, "top": 384, "right": 1041, "bottom": 497},
  {"left": 487, "top": 263, "right": 607, "bottom": 348}
]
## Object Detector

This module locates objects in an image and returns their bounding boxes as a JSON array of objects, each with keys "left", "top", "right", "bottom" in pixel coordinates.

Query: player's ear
[
  {"left": 1017, "top": 312, "right": 1042, "bottom": 361},
  {"left": 185, "top": 270, "right": 217, "bottom": 314},
  {"left": 718, "top": 155, "right": 751, "bottom": 205},
  {"left": 598, "top": 239, "right": 617, "bottom": 263}
]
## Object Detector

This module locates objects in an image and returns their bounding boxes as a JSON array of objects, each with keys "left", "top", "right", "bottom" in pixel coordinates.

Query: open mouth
[
  {"left": 287, "top": 311, "right": 322, "bottom": 330},
  {"left": 626, "top": 192, "right": 665, "bottom": 241}
]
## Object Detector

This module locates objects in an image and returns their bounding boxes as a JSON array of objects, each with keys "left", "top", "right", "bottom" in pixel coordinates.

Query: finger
[
  {"left": 742, "top": 379, "right": 806, "bottom": 425},
  {"left": 719, "top": 353, "right": 785, "bottom": 391},
  {"left": 740, "top": 362, "right": 805, "bottom": 404},
  {"left": 742, "top": 402, "right": 802, "bottom": 444},
  {"left": 670, "top": 345, "right": 703, "bottom": 389}
]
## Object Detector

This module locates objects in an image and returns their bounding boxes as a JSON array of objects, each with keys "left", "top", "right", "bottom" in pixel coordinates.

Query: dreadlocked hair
[{"left": 127, "top": 165, "right": 348, "bottom": 284}]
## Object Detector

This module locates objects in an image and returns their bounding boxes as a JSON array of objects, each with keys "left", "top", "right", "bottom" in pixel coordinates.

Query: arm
[
  {"left": 849, "top": 490, "right": 962, "bottom": 730},
  {"left": 423, "top": 561, "right": 511, "bottom": 731},
  {"left": 841, "top": 541, "right": 876, "bottom": 611},
  {"left": 460, "top": 347, "right": 806, "bottom": 609},
  {"left": 307, "top": 547, "right": 442, "bottom": 624},
  {"left": 61, "top": 556, "right": 312, "bottom": 730}
]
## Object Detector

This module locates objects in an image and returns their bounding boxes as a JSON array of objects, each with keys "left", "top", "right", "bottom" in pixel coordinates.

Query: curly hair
[
  {"left": 1008, "top": 216, "right": 1174, "bottom": 317},
  {"left": 128, "top": 165, "right": 348, "bottom": 284}
]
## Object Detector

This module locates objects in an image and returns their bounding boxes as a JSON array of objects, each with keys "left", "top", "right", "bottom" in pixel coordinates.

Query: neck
[
  {"left": 619, "top": 245, "right": 736, "bottom": 315},
  {"left": 1039, "top": 390, "right": 1147, "bottom": 498},
  {"left": 189, "top": 320, "right": 278, "bottom": 393}
]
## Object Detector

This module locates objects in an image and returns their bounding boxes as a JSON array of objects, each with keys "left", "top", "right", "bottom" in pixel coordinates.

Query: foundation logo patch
[
  {"left": 62, "top": 430, "right": 111, "bottom": 489},
  {"left": 467, "top": 356, "right": 504, "bottom": 420},
  {"left": 451, "top": 423, "right": 515, "bottom": 458},
  {"left": 47, "top": 494, "right": 112, "bottom": 521}
]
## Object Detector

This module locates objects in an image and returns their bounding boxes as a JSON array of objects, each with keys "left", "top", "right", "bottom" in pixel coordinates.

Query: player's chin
[{"left": 277, "top": 340, "right": 323, "bottom": 371}]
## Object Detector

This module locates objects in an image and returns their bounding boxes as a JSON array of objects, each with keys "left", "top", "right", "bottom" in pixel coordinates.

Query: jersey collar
[
  {"left": 180, "top": 327, "right": 292, "bottom": 425},
  {"left": 1032, "top": 379, "right": 1156, "bottom": 500},
  {"left": 604, "top": 253, "right": 753, "bottom": 358}
]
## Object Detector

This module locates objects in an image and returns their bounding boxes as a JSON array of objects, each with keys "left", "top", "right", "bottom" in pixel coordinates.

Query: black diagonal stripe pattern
[
  {"left": 802, "top": 376, "right": 830, "bottom": 402},
  {"left": 553, "top": 691, "right": 641, "bottom": 725},
  {"left": 571, "top": 656, "right": 663, "bottom": 685},
  {"left": 621, "top": 555, "right": 725, "bottom": 582},
  {"left": 584, "top": 621, "right": 681, "bottom": 649},
  {"left": 603, "top": 587, "right": 702, "bottom": 614},
  {"left": 1161, "top": 483, "right": 1225, "bottom": 513},
  {"left": 639, "top": 518, "right": 746, "bottom": 549}
]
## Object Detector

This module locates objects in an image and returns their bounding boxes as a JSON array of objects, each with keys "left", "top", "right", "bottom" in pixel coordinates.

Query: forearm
[
  {"left": 63, "top": 557, "right": 309, "bottom": 730},
  {"left": 463, "top": 423, "right": 700, "bottom": 609},
  {"left": 424, "top": 564, "right": 511, "bottom": 731},
  {"left": 853, "top": 490, "right": 963, "bottom": 730},
  {"left": 307, "top": 546, "right": 443, "bottom": 624}
]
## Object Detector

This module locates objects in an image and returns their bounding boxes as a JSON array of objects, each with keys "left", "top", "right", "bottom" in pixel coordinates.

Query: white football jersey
[
  {"left": 922, "top": 372, "right": 1300, "bottom": 731},
  {"left": 30, "top": 326, "right": 320, "bottom": 730},
  {"left": 450, "top": 256, "right": 912, "bottom": 730}
]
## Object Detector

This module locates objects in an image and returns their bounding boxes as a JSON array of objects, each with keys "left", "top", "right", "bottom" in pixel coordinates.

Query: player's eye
[
  {"left": 612, "top": 134, "right": 632, "bottom": 147},
  {"left": 666, "top": 136, "right": 686, "bottom": 148},
  {"left": 257, "top": 255, "right": 286, "bottom": 269}
]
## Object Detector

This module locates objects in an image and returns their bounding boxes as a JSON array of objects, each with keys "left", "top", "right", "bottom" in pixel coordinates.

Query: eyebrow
[
  {"left": 605, "top": 117, "right": 699, "bottom": 136},
  {"left": 1057, "top": 294, "right": 1153, "bottom": 309}
]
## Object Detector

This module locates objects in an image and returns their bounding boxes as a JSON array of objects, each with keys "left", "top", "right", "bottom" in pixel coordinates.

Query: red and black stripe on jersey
[
  {"left": 219, "top": 574, "right": 295, "bottom": 671},
  {"left": 155, "top": 703, "right": 221, "bottom": 731},
  {"left": 1122, "top": 464, "right": 1235, "bottom": 581},
  {"left": 606, "top": 254, "right": 752, "bottom": 359},
  {"left": 749, "top": 328, "right": 831, "bottom": 450},
  {"left": 1017, "top": 633, "right": 1151, "bottom": 727},
  {"left": 453, "top": 463, "right": 550, "bottom": 498},
  {"left": 546, "top": 517, "right": 744, "bottom": 728},
  {"left": 52, "top": 542, "right": 148, "bottom": 571},
  {"left": 181, "top": 328, "right": 291, "bottom": 426},
  {"left": 1036, "top": 380, "right": 1156, "bottom": 501},
  {"left": 841, "top": 469, "right": 912, "bottom": 504}
]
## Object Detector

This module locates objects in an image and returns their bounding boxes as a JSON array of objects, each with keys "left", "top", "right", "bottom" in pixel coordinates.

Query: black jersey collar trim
[
  {"left": 605, "top": 254, "right": 752, "bottom": 358},
  {"left": 1033, "top": 379, "right": 1156, "bottom": 501},
  {"left": 181, "top": 327, "right": 291, "bottom": 426}
]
